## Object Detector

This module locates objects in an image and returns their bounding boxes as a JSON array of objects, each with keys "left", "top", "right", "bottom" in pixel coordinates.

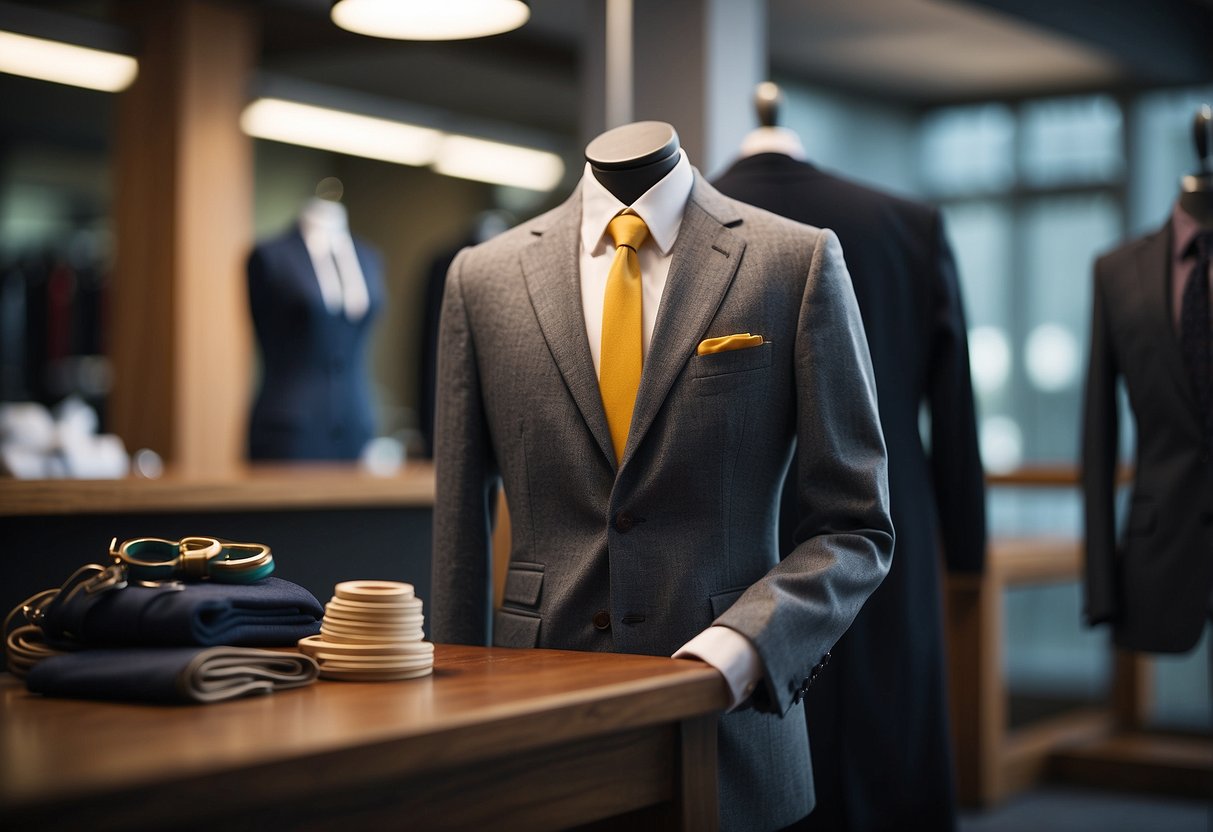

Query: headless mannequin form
[
  {"left": 246, "top": 182, "right": 382, "bottom": 461},
  {"left": 1179, "top": 105, "right": 1213, "bottom": 227},
  {"left": 585, "top": 121, "right": 680, "bottom": 205},
  {"left": 715, "top": 82, "right": 986, "bottom": 832},
  {"left": 1081, "top": 102, "right": 1213, "bottom": 657},
  {"left": 738, "top": 82, "right": 807, "bottom": 161}
]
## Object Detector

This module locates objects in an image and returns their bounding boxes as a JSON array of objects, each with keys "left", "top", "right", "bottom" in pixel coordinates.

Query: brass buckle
[{"left": 107, "top": 536, "right": 271, "bottom": 581}]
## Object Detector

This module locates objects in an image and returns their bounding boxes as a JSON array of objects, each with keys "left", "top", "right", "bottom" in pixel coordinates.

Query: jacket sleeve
[
  {"left": 431, "top": 248, "right": 499, "bottom": 646},
  {"left": 1080, "top": 262, "right": 1120, "bottom": 626},
  {"left": 926, "top": 211, "right": 987, "bottom": 574},
  {"left": 714, "top": 229, "right": 895, "bottom": 716}
]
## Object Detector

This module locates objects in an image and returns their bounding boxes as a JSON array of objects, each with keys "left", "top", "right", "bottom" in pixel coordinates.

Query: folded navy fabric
[
  {"left": 26, "top": 646, "right": 319, "bottom": 703},
  {"left": 40, "top": 577, "right": 323, "bottom": 648}
]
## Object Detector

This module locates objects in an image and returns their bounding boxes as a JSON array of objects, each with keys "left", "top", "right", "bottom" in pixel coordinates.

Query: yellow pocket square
[{"left": 696, "top": 333, "right": 765, "bottom": 355}]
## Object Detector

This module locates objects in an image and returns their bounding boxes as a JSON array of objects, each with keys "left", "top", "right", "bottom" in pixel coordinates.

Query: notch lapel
[
  {"left": 520, "top": 195, "right": 617, "bottom": 467},
  {"left": 622, "top": 177, "right": 746, "bottom": 468},
  {"left": 1135, "top": 222, "right": 1203, "bottom": 424}
]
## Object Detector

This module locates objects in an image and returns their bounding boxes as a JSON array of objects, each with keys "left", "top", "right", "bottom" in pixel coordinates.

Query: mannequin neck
[
  {"left": 738, "top": 126, "right": 807, "bottom": 161},
  {"left": 1180, "top": 175, "right": 1213, "bottom": 228},
  {"left": 586, "top": 121, "right": 681, "bottom": 205}
]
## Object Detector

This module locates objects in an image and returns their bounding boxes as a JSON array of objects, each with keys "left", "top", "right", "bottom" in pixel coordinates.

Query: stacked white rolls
[{"left": 298, "top": 580, "right": 434, "bottom": 681}]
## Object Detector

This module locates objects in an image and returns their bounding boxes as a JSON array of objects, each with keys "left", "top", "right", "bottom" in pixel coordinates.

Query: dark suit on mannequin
[
  {"left": 246, "top": 220, "right": 384, "bottom": 461},
  {"left": 432, "top": 123, "right": 894, "bottom": 831},
  {"left": 1082, "top": 210, "right": 1213, "bottom": 654},
  {"left": 714, "top": 138, "right": 986, "bottom": 830}
]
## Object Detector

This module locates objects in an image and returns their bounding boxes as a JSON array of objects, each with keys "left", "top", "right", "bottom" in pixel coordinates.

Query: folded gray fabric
[{"left": 26, "top": 646, "right": 319, "bottom": 703}]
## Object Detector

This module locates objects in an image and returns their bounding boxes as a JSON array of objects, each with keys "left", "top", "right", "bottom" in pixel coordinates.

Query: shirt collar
[
  {"left": 1173, "top": 200, "right": 1202, "bottom": 261},
  {"left": 580, "top": 148, "right": 694, "bottom": 256}
]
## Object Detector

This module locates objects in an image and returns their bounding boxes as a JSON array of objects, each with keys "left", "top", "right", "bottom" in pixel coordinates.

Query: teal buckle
[{"left": 108, "top": 536, "right": 275, "bottom": 584}]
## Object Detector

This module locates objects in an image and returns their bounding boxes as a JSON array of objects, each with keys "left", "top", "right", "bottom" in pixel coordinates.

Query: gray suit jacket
[
  {"left": 432, "top": 173, "right": 894, "bottom": 830},
  {"left": 1082, "top": 221, "right": 1213, "bottom": 653}
]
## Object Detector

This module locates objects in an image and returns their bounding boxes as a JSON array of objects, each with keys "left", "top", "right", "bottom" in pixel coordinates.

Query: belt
[{"left": 109, "top": 537, "right": 275, "bottom": 584}]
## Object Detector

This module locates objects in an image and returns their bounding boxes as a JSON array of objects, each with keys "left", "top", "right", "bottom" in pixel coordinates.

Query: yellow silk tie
[{"left": 600, "top": 212, "right": 649, "bottom": 464}]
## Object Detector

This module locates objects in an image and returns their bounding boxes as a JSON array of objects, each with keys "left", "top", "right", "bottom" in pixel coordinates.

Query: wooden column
[{"left": 110, "top": 0, "right": 255, "bottom": 475}]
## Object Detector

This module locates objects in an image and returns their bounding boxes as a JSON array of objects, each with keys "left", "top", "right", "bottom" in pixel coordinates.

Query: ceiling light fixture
[
  {"left": 240, "top": 98, "right": 442, "bottom": 166},
  {"left": 434, "top": 134, "right": 564, "bottom": 191},
  {"left": 239, "top": 97, "right": 564, "bottom": 192},
  {"left": 0, "top": 30, "right": 137, "bottom": 92},
  {"left": 331, "top": 0, "right": 529, "bottom": 41}
]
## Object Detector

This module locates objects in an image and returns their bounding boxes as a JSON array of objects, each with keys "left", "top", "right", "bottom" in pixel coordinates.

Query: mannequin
[
  {"left": 432, "top": 119, "right": 891, "bottom": 831},
  {"left": 585, "top": 120, "right": 680, "bottom": 204},
  {"left": 714, "top": 82, "right": 986, "bottom": 832},
  {"left": 1179, "top": 105, "right": 1213, "bottom": 227},
  {"left": 1081, "top": 104, "right": 1213, "bottom": 657},
  {"left": 737, "top": 82, "right": 807, "bottom": 161},
  {"left": 246, "top": 181, "right": 384, "bottom": 461}
]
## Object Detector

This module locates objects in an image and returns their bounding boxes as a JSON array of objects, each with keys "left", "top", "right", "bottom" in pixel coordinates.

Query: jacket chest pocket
[{"left": 691, "top": 342, "right": 772, "bottom": 396}]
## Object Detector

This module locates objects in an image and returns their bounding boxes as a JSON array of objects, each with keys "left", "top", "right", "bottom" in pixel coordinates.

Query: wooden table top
[{"left": 0, "top": 644, "right": 728, "bottom": 816}]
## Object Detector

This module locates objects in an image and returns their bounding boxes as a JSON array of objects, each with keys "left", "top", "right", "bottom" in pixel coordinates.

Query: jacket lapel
[
  {"left": 622, "top": 175, "right": 746, "bottom": 468},
  {"left": 1135, "top": 221, "right": 1202, "bottom": 421},
  {"left": 520, "top": 191, "right": 617, "bottom": 466}
]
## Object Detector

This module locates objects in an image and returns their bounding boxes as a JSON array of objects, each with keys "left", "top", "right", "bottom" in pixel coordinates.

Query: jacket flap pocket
[
  {"left": 503, "top": 561, "right": 544, "bottom": 606},
  {"left": 494, "top": 607, "right": 541, "bottom": 648},
  {"left": 710, "top": 585, "right": 748, "bottom": 618}
]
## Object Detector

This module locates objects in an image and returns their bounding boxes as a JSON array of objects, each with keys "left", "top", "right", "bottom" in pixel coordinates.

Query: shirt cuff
[{"left": 673, "top": 625, "right": 763, "bottom": 712}]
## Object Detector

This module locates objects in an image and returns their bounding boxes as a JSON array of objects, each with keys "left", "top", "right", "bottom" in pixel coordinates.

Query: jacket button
[
  {"left": 614, "top": 512, "right": 634, "bottom": 533},
  {"left": 1202, "top": 511, "right": 1213, "bottom": 526},
  {"left": 593, "top": 610, "right": 611, "bottom": 630}
]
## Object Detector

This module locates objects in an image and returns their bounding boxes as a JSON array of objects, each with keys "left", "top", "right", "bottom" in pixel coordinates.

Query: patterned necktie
[
  {"left": 1181, "top": 230, "right": 1213, "bottom": 440},
  {"left": 600, "top": 212, "right": 649, "bottom": 464}
]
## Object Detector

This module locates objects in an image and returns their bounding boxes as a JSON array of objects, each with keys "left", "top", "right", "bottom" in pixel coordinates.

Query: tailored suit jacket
[
  {"left": 432, "top": 172, "right": 894, "bottom": 831},
  {"left": 246, "top": 228, "right": 383, "bottom": 461},
  {"left": 1082, "top": 221, "right": 1213, "bottom": 654},
  {"left": 714, "top": 153, "right": 985, "bottom": 831}
]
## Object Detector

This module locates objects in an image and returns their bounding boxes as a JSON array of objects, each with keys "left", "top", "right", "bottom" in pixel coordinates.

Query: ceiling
[{"left": 1, "top": 0, "right": 1211, "bottom": 152}]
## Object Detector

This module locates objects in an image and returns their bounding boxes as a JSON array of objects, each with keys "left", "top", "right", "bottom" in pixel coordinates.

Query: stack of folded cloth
[
  {"left": 13, "top": 573, "right": 323, "bottom": 703},
  {"left": 298, "top": 580, "right": 434, "bottom": 681}
]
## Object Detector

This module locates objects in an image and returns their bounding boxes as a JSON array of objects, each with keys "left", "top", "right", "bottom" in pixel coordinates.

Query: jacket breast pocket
[{"left": 691, "top": 342, "right": 771, "bottom": 396}]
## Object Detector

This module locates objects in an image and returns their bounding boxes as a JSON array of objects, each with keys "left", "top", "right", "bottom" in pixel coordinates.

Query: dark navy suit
[
  {"left": 246, "top": 228, "right": 383, "bottom": 461},
  {"left": 715, "top": 153, "right": 986, "bottom": 831}
]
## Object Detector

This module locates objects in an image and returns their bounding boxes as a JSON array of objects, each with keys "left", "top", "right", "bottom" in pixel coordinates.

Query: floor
[{"left": 959, "top": 786, "right": 1211, "bottom": 832}]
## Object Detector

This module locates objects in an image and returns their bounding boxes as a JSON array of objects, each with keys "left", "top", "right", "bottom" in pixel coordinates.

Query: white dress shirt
[
  {"left": 299, "top": 198, "right": 370, "bottom": 322},
  {"left": 578, "top": 151, "right": 763, "bottom": 711}
]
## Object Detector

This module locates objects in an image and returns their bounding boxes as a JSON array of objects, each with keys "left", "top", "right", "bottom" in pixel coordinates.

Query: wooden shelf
[{"left": 0, "top": 462, "right": 436, "bottom": 516}]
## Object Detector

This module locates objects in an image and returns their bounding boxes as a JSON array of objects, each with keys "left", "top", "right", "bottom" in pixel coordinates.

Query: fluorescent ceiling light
[
  {"left": 240, "top": 98, "right": 441, "bottom": 166},
  {"left": 0, "top": 30, "right": 137, "bottom": 92},
  {"left": 241, "top": 97, "right": 565, "bottom": 192},
  {"left": 331, "top": 0, "right": 529, "bottom": 41},
  {"left": 434, "top": 134, "right": 564, "bottom": 191}
]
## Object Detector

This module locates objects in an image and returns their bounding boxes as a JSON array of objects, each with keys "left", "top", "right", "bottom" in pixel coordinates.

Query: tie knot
[
  {"left": 1190, "top": 229, "right": 1213, "bottom": 261},
  {"left": 608, "top": 213, "right": 649, "bottom": 252}
]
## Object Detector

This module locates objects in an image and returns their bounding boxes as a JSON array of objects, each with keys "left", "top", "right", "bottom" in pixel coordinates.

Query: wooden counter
[
  {"left": 0, "top": 462, "right": 436, "bottom": 516},
  {"left": 0, "top": 464, "right": 438, "bottom": 636},
  {"left": 0, "top": 644, "right": 728, "bottom": 831}
]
